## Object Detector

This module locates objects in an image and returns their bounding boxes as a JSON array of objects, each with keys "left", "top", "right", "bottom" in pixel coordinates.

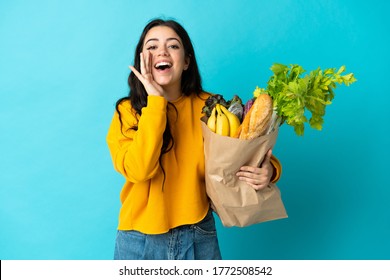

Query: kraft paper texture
[{"left": 201, "top": 121, "right": 288, "bottom": 227}]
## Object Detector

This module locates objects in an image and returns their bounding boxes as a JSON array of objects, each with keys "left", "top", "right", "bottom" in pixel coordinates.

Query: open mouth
[{"left": 154, "top": 61, "right": 172, "bottom": 70}]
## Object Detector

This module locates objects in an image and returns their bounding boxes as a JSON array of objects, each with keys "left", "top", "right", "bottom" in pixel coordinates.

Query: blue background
[{"left": 1, "top": 0, "right": 389, "bottom": 260}]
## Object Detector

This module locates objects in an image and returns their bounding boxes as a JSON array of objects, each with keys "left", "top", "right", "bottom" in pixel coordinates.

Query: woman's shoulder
[
  {"left": 115, "top": 98, "right": 139, "bottom": 125},
  {"left": 116, "top": 98, "right": 136, "bottom": 114},
  {"left": 117, "top": 98, "right": 131, "bottom": 110},
  {"left": 194, "top": 91, "right": 212, "bottom": 102}
]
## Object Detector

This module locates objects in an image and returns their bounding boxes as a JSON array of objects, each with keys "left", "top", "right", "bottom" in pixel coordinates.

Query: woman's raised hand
[{"left": 129, "top": 51, "right": 164, "bottom": 97}]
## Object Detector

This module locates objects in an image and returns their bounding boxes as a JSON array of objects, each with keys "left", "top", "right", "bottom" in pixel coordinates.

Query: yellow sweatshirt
[{"left": 106, "top": 92, "right": 282, "bottom": 234}]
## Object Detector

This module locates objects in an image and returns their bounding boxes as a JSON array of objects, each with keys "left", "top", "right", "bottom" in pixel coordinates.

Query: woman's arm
[
  {"left": 235, "top": 149, "right": 282, "bottom": 190},
  {"left": 106, "top": 96, "right": 167, "bottom": 182}
]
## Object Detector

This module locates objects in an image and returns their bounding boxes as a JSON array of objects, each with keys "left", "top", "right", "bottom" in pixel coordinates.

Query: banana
[
  {"left": 215, "top": 104, "right": 230, "bottom": 136},
  {"left": 220, "top": 105, "right": 241, "bottom": 137},
  {"left": 207, "top": 106, "right": 217, "bottom": 132}
]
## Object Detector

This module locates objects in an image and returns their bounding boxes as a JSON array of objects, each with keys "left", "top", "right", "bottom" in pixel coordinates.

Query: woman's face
[{"left": 142, "top": 26, "right": 190, "bottom": 91}]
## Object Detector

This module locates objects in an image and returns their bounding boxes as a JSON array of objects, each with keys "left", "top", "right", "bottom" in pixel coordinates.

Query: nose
[{"left": 157, "top": 46, "right": 169, "bottom": 56}]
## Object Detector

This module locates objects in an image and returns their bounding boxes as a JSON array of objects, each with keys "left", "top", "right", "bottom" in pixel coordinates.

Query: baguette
[{"left": 236, "top": 94, "right": 273, "bottom": 140}]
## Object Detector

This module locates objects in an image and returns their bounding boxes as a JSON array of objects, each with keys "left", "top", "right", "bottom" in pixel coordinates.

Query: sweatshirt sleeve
[
  {"left": 270, "top": 155, "right": 282, "bottom": 183},
  {"left": 106, "top": 96, "right": 167, "bottom": 183}
]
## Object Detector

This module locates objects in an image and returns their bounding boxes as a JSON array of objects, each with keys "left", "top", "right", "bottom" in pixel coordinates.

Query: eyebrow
[{"left": 144, "top": 37, "right": 182, "bottom": 45}]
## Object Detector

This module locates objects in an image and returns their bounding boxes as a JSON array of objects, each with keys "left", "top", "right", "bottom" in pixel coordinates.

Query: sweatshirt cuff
[
  {"left": 270, "top": 155, "right": 282, "bottom": 183},
  {"left": 146, "top": 95, "right": 167, "bottom": 111}
]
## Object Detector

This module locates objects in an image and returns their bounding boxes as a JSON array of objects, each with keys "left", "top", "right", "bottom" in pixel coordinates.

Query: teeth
[{"left": 155, "top": 62, "right": 172, "bottom": 68}]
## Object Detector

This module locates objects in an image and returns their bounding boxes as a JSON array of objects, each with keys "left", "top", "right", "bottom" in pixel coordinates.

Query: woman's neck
[{"left": 162, "top": 84, "right": 182, "bottom": 102}]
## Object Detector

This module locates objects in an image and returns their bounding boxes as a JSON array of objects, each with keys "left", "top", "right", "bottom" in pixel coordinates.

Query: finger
[
  {"left": 239, "top": 174, "right": 270, "bottom": 186},
  {"left": 237, "top": 166, "right": 260, "bottom": 174},
  {"left": 236, "top": 171, "right": 258, "bottom": 179},
  {"left": 238, "top": 177, "right": 267, "bottom": 190},
  {"left": 139, "top": 52, "right": 146, "bottom": 75},
  {"left": 129, "top": 65, "right": 144, "bottom": 82},
  {"left": 238, "top": 176, "right": 258, "bottom": 184},
  {"left": 146, "top": 51, "right": 152, "bottom": 74},
  {"left": 143, "top": 51, "right": 152, "bottom": 74},
  {"left": 143, "top": 51, "right": 149, "bottom": 73}
]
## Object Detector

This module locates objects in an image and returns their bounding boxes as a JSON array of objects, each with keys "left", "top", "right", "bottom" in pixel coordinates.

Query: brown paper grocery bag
[{"left": 201, "top": 121, "right": 288, "bottom": 227}]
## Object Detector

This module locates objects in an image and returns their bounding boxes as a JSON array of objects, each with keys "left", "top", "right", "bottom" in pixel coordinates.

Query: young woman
[{"left": 106, "top": 18, "right": 282, "bottom": 260}]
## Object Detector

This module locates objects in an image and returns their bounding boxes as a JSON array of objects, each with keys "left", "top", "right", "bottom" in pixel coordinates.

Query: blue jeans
[{"left": 114, "top": 210, "right": 222, "bottom": 260}]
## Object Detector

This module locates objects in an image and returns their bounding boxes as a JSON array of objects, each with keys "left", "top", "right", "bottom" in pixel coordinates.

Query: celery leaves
[{"left": 261, "top": 63, "right": 357, "bottom": 136}]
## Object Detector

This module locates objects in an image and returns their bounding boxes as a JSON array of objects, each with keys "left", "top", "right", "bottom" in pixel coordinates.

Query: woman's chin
[{"left": 155, "top": 78, "right": 177, "bottom": 88}]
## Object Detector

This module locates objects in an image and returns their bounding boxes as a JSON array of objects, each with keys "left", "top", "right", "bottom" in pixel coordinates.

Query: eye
[
  {"left": 168, "top": 44, "right": 180, "bottom": 49},
  {"left": 146, "top": 45, "right": 157, "bottom": 50}
]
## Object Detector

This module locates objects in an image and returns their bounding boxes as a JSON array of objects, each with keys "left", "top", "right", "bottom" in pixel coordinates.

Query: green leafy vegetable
[{"left": 255, "top": 63, "right": 357, "bottom": 136}]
